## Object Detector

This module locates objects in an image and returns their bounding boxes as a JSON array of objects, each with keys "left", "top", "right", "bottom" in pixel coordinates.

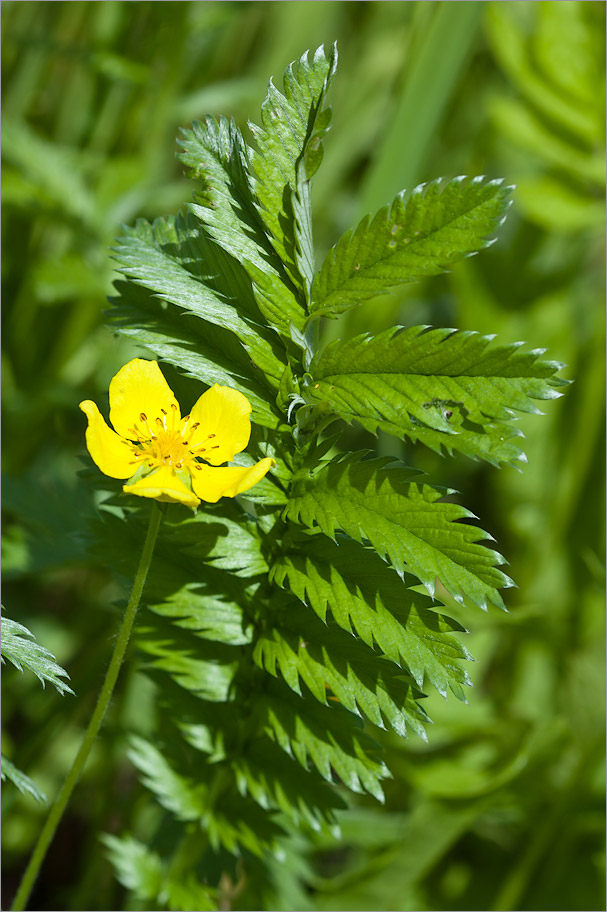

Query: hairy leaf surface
[
  {"left": 113, "top": 214, "right": 286, "bottom": 385},
  {"left": 178, "top": 115, "right": 306, "bottom": 336}
]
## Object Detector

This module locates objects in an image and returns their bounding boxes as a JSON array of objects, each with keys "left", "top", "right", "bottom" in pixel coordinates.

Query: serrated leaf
[
  {"left": 137, "top": 617, "right": 239, "bottom": 702},
  {"left": 234, "top": 737, "right": 346, "bottom": 830},
  {"left": 272, "top": 535, "right": 472, "bottom": 698},
  {"left": 112, "top": 213, "right": 286, "bottom": 386},
  {"left": 285, "top": 453, "right": 511, "bottom": 610},
  {"left": 248, "top": 44, "right": 337, "bottom": 292},
  {"left": 253, "top": 603, "right": 429, "bottom": 739},
  {"left": 110, "top": 280, "right": 282, "bottom": 430},
  {"left": 1, "top": 614, "right": 73, "bottom": 695},
  {"left": 263, "top": 681, "right": 390, "bottom": 801},
  {"left": 101, "top": 835, "right": 165, "bottom": 903},
  {"left": 1, "top": 755, "right": 47, "bottom": 803},
  {"left": 178, "top": 115, "right": 276, "bottom": 274},
  {"left": 310, "top": 176, "right": 513, "bottom": 318},
  {"left": 306, "top": 325, "right": 567, "bottom": 466},
  {"left": 205, "top": 788, "right": 285, "bottom": 857},
  {"left": 178, "top": 115, "right": 305, "bottom": 337},
  {"left": 128, "top": 736, "right": 209, "bottom": 821}
]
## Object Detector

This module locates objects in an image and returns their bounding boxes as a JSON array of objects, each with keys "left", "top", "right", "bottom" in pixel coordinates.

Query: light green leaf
[
  {"left": 285, "top": 453, "right": 511, "bottom": 610},
  {"left": 101, "top": 835, "right": 165, "bottom": 904},
  {"left": 248, "top": 44, "right": 338, "bottom": 292},
  {"left": 305, "top": 325, "right": 567, "bottom": 466},
  {"left": 272, "top": 535, "right": 472, "bottom": 698},
  {"left": 1, "top": 614, "right": 73, "bottom": 695},
  {"left": 310, "top": 176, "right": 513, "bottom": 318},
  {"left": 1, "top": 755, "right": 47, "bottom": 804},
  {"left": 127, "top": 736, "right": 209, "bottom": 821}
]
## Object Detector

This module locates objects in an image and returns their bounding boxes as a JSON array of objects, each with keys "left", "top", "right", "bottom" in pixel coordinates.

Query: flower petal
[
  {"left": 109, "top": 359, "right": 180, "bottom": 440},
  {"left": 79, "top": 400, "right": 137, "bottom": 479},
  {"left": 191, "top": 458, "right": 276, "bottom": 503},
  {"left": 187, "top": 385, "right": 252, "bottom": 466},
  {"left": 123, "top": 465, "right": 200, "bottom": 508}
]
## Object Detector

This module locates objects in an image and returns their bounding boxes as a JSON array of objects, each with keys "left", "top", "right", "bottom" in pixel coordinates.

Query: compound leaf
[{"left": 262, "top": 681, "right": 391, "bottom": 802}]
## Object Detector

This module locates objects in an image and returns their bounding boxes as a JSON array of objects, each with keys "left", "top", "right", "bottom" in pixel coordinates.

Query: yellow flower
[{"left": 79, "top": 359, "right": 275, "bottom": 508}]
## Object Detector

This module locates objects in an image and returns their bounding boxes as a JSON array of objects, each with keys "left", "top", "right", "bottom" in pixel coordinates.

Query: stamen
[
  {"left": 161, "top": 409, "right": 167, "bottom": 415},
  {"left": 139, "top": 413, "right": 147, "bottom": 422},
  {"left": 208, "top": 433, "right": 216, "bottom": 439}
]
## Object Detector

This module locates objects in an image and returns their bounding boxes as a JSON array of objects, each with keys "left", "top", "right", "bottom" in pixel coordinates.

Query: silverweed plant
[{"left": 10, "top": 44, "right": 568, "bottom": 912}]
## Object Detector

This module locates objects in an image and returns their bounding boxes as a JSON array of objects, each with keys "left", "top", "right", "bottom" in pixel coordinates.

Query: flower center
[{"left": 124, "top": 408, "right": 218, "bottom": 472}]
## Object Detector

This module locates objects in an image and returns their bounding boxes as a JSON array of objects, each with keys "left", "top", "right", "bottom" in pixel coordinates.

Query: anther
[
  {"left": 190, "top": 422, "right": 200, "bottom": 430},
  {"left": 139, "top": 413, "right": 147, "bottom": 421},
  {"left": 161, "top": 408, "right": 167, "bottom": 415},
  {"left": 170, "top": 403, "right": 178, "bottom": 410},
  {"left": 208, "top": 433, "right": 216, "bottom": 438}
]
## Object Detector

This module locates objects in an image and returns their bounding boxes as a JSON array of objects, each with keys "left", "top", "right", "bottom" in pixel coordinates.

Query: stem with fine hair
[{"left": 11, "top": 502, "right": 163, "bottom": 912}]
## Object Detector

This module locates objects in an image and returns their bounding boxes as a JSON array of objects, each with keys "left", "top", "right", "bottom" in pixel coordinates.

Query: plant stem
[{"left": 11, "top": 502, "right": 163, "bottom": 912}]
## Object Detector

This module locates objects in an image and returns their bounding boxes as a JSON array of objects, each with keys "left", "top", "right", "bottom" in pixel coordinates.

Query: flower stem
[{"left": 11, "top": 502, "right": 163, "bottom": 912}]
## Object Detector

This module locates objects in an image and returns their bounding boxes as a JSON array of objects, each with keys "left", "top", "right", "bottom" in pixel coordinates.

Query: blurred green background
[{"left": 2, "top": 2, "right": 605, "bottom": 910}]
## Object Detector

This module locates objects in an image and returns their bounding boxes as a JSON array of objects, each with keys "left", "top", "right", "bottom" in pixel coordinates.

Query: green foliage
[
  {"left": 1, "top": 614, "right": 73, "bottom": 696},
  {"left": 305, "top": 325, "right": 566, "bottom": 465},
  {"left": 1, "top": 612, "right": 72, "bottom": 805},
  {"left": 311, "top": 176, "right": 513, "bottom": 318},
  {"left": 487, "top": 2, "right": 605, "bottom": 232},
  {"left": 4, "top": 5, "right": 601, "bottom": 911},
  {"left": 83, "top": 42, "right": 568, "bottom": 908},
  {"left": 0, "top": 756, "right": 47, "bottom": 806}
]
